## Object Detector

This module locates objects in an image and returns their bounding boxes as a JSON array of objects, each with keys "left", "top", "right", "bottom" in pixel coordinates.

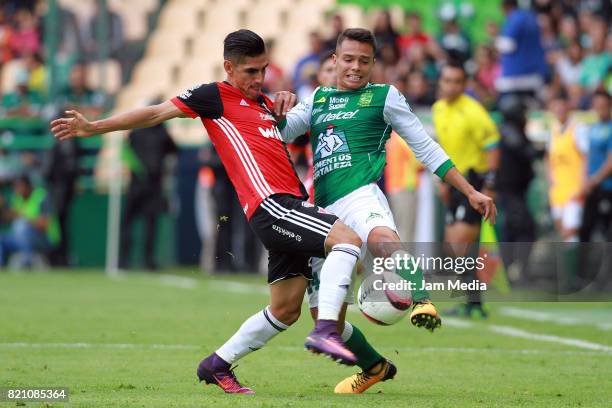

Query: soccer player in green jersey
[{"left": 277, "top": 28, "right": 496, "bottom": 392}]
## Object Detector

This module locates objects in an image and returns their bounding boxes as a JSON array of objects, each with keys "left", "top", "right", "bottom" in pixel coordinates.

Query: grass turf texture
[{"left": 1, "top": 270, "right": 611, "bottom": 407}]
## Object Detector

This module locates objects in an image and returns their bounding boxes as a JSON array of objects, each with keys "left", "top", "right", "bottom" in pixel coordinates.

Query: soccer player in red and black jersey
[{"left": 51, "top": 30, "right": 362, "bottom": 394}]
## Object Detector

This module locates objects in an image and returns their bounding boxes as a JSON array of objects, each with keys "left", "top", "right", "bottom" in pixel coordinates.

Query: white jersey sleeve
[
  {"left": 279, "top": 89, "right": 315, "bottom": 143},
  {"left": 383, "top": 85, "right": 450, "bottom": 174}
]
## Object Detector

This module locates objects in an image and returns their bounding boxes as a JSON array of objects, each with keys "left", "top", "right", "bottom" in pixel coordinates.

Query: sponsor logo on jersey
[
  {"left": 314, "top": 125, "right": 349, "bottom": 160},
  {"left": 329, "top": 96, "right": 349, "bottom": 110},
  {"left": 314, "top": 109, "right": 360, "bottom": 124},
  {"left": 357, "top": 91, "right": 373, "bottom": 107},
  {"left": 301, "top": 201, "right": 314, "bottom": 208},
  {"left": 313, "top": 125, "right": 352, "bottom": 179},
  {"left": 258, "top": 126, "right": 283, "bottom": 140},
  {"left": 272, "top": 224, "right": 302, "bottom": 242},
  {"left": 240, "top": 99, "right": 249, "bottom": 106},
  {"left": 259, "top": 112, "right": 276, "bottom": 121},
  {"left": 315, "top": 96, "right": 327, "bottom": 104}
]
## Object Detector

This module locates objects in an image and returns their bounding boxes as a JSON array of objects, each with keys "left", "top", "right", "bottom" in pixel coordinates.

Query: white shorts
[
  {"left": 307, "top": 183, "right": 397, "bottom": 308},
  {"left": 551, "top": 200, "right": 583, "bottom": 231}
]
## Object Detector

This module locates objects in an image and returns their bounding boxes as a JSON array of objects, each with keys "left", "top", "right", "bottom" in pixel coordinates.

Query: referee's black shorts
[
  {"left": 445, "top": 170, "right": 485, "bottom": 226},
  {"left": 249, "top": 194, "right": 339, "bottom": 284}
]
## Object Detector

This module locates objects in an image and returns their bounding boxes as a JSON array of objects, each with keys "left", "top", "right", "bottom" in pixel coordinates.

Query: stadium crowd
[{"left": 0, "top": 0, "right": 611, "bottom": 272}]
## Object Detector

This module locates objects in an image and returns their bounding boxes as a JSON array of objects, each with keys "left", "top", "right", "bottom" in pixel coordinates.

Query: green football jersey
[{"left": 280, "top": 84, "right": 452, "bottom": 207}]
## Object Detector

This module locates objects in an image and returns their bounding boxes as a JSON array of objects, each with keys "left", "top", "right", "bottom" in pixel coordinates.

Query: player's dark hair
[
  {"left": 502, "top": 0, "right": 518, "bottom": 8},
  {"left": 442, "top": 60, "right": 467, "bottom": 79},
  {"left": 223, "top": 29, "right": 266, "bottom": 63},
  {"left": 319, "top": 50, "right": 335, "bottom": 66},
  {"left": 336, "top": 28, "right": 377, "bottom": 54}
]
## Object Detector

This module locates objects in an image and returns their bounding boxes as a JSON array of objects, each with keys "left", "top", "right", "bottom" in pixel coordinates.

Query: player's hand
[
  {"left": 272, "top": 91, "right": 297, "bottom": 120},
  {"left": 50, "top": 110, "right": 96, "bottom": 141},
  {"left": 467, "top": 189, "right": 497, "bottom": 224}
]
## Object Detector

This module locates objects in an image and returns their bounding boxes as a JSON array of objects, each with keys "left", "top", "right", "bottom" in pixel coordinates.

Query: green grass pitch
[{"left": 1, "top": 270, "right": 611, "bottom": 407}]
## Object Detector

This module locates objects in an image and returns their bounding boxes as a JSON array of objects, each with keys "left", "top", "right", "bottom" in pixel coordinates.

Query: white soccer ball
[{"left": 357, "top": 272, "right": 412, "bottom": 326}]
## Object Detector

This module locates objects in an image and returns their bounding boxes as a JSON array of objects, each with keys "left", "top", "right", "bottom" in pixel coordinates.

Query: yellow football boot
[
  {"left": 410, "top": 300, "right": 442, "bottom": 332},
  {"left": 334, "top": 359, "right": 397, "bottom": 394}
]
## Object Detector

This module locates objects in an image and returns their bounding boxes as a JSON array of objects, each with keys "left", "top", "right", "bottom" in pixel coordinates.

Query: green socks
[
  {"left": 345, "top": 323, "right": 384, "bottom": 371},
  {"left": 396, "top": 259, "right": 430, "bottom": 303}
]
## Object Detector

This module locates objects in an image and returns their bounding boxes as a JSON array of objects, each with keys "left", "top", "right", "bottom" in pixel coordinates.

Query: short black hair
[
  {"left": 336, "top": 28, "right": 377, "bottom": 54},
  {"left": 223, "top": 29, "right": 266, "bottom": 62},
  {"left": 551, "top": 88, "right": 569, "bottom": 101},
  {"left": 442, "top": 60, "right": 467, "bottom": 79}
]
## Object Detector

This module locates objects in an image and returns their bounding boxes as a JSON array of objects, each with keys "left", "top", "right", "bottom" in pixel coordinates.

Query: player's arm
[
  {"left": 384, "top": 86, "right": 496, "bottom": 222},
  {"left": 277, "top": 91, "right": 315, "bottom": 143},
  {"left": 383, "top": 85, "right": 452, "bottom": 178},
  {"left": 51, "top": 101, "right": 186, "bottom": 140}
]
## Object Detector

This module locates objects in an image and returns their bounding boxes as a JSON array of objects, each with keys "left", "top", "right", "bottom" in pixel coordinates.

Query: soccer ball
[{"left": 357, "top": 272, "right": 412, "bottom": 326}]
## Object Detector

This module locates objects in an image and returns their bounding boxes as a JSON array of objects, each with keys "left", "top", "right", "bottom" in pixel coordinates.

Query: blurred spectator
[
  {"left": 559, "top": 14, "right": 579, "bottom": 46},
  {"left": 496, "top": 95, "right": 539, "bottom": 271},
  {"left": 35, "top": 1, "right": 84, "bottom": 69},
  {"left": 373, "top": 10, "right": 398, "bottom": 58},
  {"left": 546, "top": 91, "right": 587, "bottom": 242},
  {"left": 0, "top": 175, "right": 59, "bottom": 268},
  {"left": 0, "top": 7, "right": 13, "bottom": 63},
  {"left": 579, "top": 90, "right": 612, "bottom": 242},
  {"left": 437, "top": 18, "right": 472, "bottom": 64},
  {"left": 85, "top": 0, "right": 124, "bottom": 61},
  {"left": 56, "top": 63, "right": 105, "bottom": 118},
  {"left": 495, "top": 0, "right": 547, "bottom": 100},
  {"left": 8, "top": 9, "right": 40, "bottom": 58},
  {"left": 397, "top": 12, "right": 431, "bottom": 59},
  {"left": 293, "top": 31, "right": 323, "bottom": 92},
  {"left": 1, "top": 68, "right": 44, "bottom": 118},
  {"left": 42, "top": 138, "right": 81, "bottom": 267},
  {"left": 578, "top": 16, "right": 611, "bottom": 94},
  {"left": 119, "top": 118, "right": 177, "bottom": 270},
  {"left": 537, "top": 12, "right": 561, "bottom": 68},
  {"left": 553, "top": 40, "right": 583, "bottom": 107},
  {"left": 404, "top": 43, "right": 438, "bottom": 83},
  {"left": 403, "top": 70, "right": 435, "bottom": 109},
  {"left": 263, "top": 39, "right": 288, "bottom": 95},
  {"left": 371, "top": 42, "right": 400, "bottom": 84},
  {"left": 25, "top": 51, "right": 46, "bottom": 95},
  {"left": 322, "top": 14, "right": 344, "bottom": 53},
  {"left": 472, "top": 44, "right": 501, "bottom": 107},
  {"left": 0, "top": 148, "right": 21, "bottom": 184}
]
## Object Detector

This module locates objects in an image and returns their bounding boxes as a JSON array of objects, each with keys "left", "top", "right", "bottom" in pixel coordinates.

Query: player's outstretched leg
[
  {"left": 306, "top": 225, "right": 361, "bottom": 365},
  {"left": 334, "top": 321, "right": 397, "bottom": 394},
  {"left": 391, "top": 249, "right": 442, "bottom": 332}
]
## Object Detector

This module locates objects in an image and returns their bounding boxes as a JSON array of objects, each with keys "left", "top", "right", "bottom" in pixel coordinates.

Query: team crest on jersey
[
  {"left": 314, "top": 125, "right": 349, "bottom": 160},
  {"left": 357, "top": 91, "right": 373, "bottom": 107}
]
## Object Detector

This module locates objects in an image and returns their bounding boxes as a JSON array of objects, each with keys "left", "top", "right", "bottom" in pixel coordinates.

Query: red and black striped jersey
[{"left": 171, "top": 81, "right": 306, "bottom": 219}]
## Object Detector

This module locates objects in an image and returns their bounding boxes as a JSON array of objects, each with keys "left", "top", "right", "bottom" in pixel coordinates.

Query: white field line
[
  {"left": 349, "top": 307, "right": 612, "bottom": 352},
  {"left": 499, "top": 306, "right": 612, "bottom": 331},
  {"left": 158, "top": 274, "right": 198, "bottom": 289},
  {"left": 207, "top": 280, "right": 268, "bottom": 295},
  {"left": 0, "top": 342, "right": 199, "bottom": 350},
  {"left": 1, "top": 342, "right": 610, "bottom": 356},
  {"left": 489, "top": 325, "right": 612, "bottom": 352}
]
